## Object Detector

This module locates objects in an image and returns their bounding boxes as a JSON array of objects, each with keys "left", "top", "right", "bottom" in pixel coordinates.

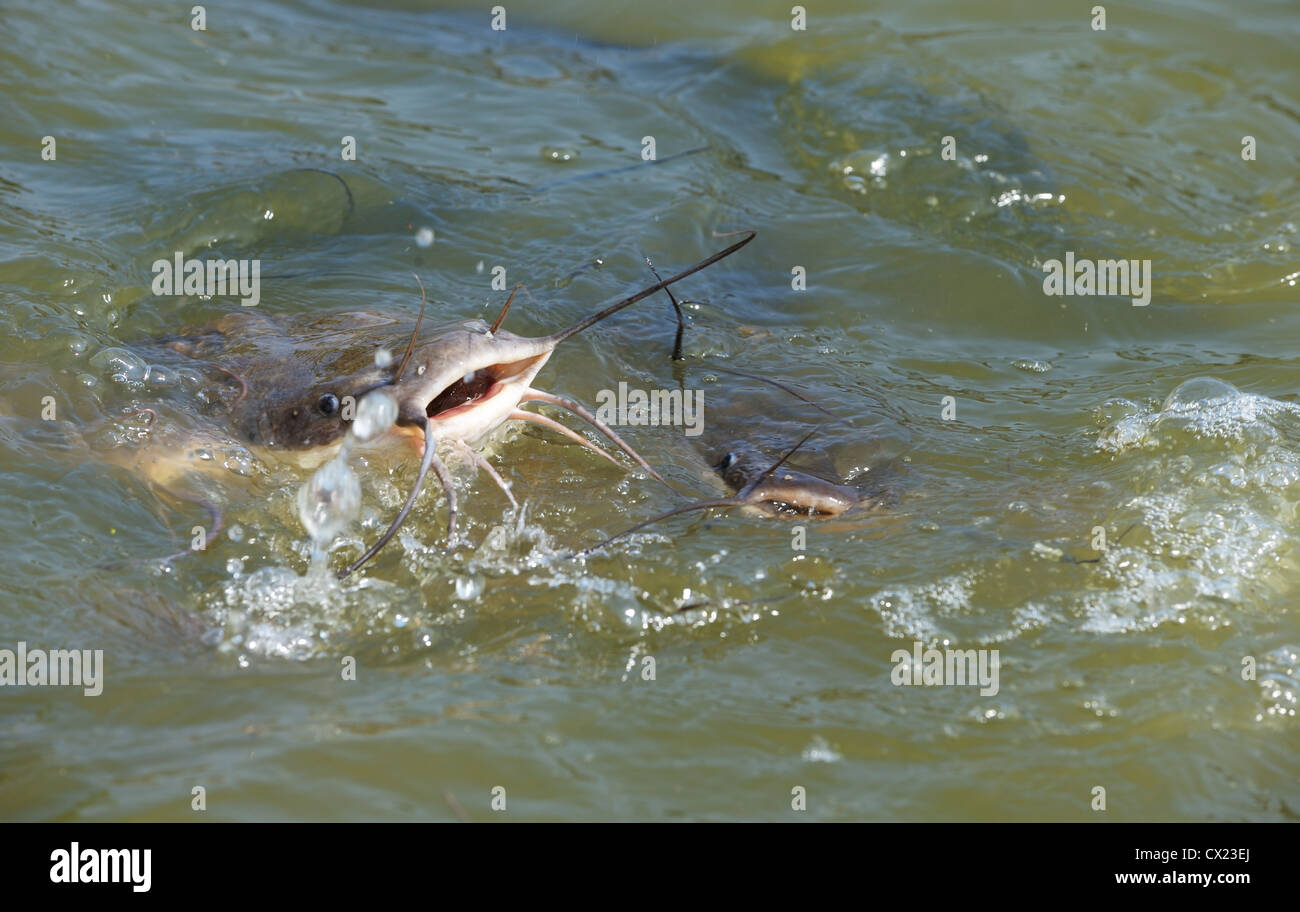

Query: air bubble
[
  {"left": 1162, "top": 377, "right": 1239, "bottom": 411},
  {"left": 89, "top": 347, "right": 149, "bottom": 384}
]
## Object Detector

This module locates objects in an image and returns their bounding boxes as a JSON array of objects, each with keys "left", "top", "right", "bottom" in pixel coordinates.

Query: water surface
[{"left": 1, "top": 0, "right": 1297, "bottom": 821}]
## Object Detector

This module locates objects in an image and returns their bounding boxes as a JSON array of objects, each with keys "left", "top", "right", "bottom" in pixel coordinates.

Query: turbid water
[{"left": 1, "top": 0, "right": 1297, "bottom": 821}]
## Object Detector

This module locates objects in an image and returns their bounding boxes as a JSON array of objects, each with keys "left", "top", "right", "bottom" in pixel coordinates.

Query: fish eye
[
  {"left": 720, "top": 452, "right": 736, "bottom": 469},
  {"left": 317, "top": 393, "right": 340, "bottom": 416}
]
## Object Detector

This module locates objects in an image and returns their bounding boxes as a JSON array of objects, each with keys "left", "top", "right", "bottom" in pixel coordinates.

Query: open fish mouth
[{"left": 424, "top": 353, "right": 550, "bottom": 425}]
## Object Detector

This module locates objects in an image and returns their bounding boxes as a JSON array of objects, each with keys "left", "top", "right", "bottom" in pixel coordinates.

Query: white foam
[
  {"left": 867, "top": 570, "right": 977, "bottom": 641},
  {"left": 1075, "top": 378, "right": 1300, "bottom": 633}
]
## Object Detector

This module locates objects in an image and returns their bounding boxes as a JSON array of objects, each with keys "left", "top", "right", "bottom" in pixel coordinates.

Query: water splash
[
  {"left": 296, "top": 457, "right": 361, "bottom": 565},
  {"left": 1079, "top": 377, "right": 1300, "bottom": 632},
  {"left": 1098, "top": 377, "right": 1300, "bottom": 453},
  {"left": 296, "top": 385, "right": 398, "bottom": 571}
]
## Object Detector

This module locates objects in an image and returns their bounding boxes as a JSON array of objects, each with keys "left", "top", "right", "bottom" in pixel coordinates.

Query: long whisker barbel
[{"left": 338, "top": 420, "right": 455, "bottom": 580}]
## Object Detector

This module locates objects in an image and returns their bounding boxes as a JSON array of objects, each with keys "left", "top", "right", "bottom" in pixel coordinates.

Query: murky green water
[{"left": 1, "top": 0, "right": 1297, "bottom": 821}]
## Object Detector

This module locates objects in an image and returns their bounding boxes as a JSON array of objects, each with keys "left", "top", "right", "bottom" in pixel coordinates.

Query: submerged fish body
[
  {"left": 711, "top": 444, "right": 882, "bottom": 517},
  {"left": 85, "top": 312, "right": 400, "bottom": 512}
]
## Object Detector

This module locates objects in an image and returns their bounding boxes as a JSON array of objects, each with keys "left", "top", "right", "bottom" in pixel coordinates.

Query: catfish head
[
  {"left": 230, "top": 361, "right": 389, "bottom": 454},
  {"left": 580, "top": 428, "right": 890, "bottom": 554},
  {"left": 712, "top": 446, "right": 862, "bottom": 517},
  {"left": 315, "top": 232, "right": 758, "bottom": 577}
]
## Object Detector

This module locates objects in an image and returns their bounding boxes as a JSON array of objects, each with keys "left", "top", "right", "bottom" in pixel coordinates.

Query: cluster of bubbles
[
  {"left": 830, "top": 150, "right": 892, "bottom": 194},
  {"left": 1097, "top": 377, "right": 1299, "bottom": 453},
  {"left": 86, "top": 345, "right": 203, "bottom": 391},
  {"left": 540, "top": 145, "right": 579, "bottom": 163}
]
